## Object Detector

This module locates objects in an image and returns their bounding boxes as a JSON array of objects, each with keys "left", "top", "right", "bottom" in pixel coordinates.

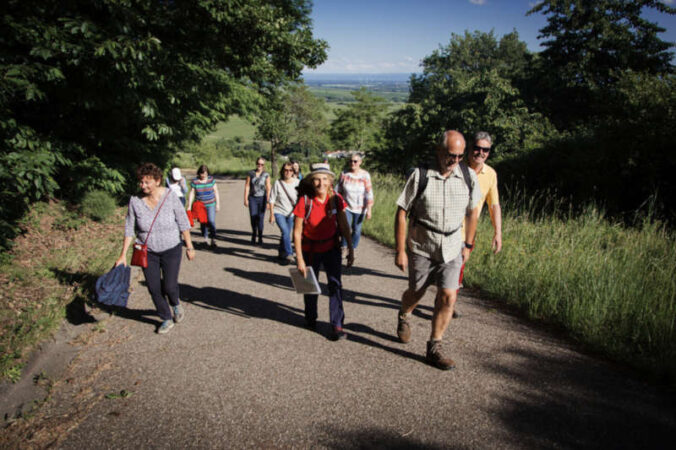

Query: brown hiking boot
[
  {"left": 397, "top": 314, "right": 411, "bottom": 343},
  {"left": 426, "top": 340, "right": 456, "bottom": 370}
]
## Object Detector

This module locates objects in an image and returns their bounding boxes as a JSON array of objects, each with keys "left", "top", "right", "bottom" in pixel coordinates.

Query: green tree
[
  {"left": 0, "top": 0, "right": 326, "bottom": 248},
  {"left": 528, "top": 0, "right": 674, "bottom": 128},
  {"left": 256, "top": 83, "right": 328, "bottom": 174},
  {"left": 376, "top": 31, "right": 554, "bottom": 172},
  {"left": 329, "top": 87, "right": 385, "bottom": 152}
]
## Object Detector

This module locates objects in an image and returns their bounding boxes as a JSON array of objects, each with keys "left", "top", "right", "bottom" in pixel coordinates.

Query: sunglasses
[
  {"left": 350, "top": 160, "right": 360, "bottom": 163},
  {"left": 473, "top": 145, "right": 491, "bottom": 153},
  {"left": 256, "top": 163, "right": 264, "bottom": 166}
]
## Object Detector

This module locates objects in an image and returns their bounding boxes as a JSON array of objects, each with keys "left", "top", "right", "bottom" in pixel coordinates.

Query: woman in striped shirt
[
  {"left": 187, "top": 164, "right": 220, "bottom": 248},
  {"left": 336, "top": 153, "right": 374, "bottom": 250}
]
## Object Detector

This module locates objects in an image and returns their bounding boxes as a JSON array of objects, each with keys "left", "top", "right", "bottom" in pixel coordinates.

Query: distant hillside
[{"left": 303, "top": 73, "right": 412, "bottom": 103}]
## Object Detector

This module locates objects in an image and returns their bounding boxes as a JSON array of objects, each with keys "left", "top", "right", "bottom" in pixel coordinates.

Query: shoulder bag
[{"left": 131, "top": 190, "right": 170, "bottom": 268}]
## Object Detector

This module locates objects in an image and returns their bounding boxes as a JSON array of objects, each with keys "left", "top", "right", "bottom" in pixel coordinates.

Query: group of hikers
[{"left": 115, "top": 129, "right": 501, "bottom": 370}]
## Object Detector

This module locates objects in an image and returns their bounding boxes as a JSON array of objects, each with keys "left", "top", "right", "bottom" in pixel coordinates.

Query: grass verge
[
  {"left": 0, "top": 201, "right": 122, "bottom": 382},
  {"left": 363, "top": 173, "right": 676, "bottom": 385}
]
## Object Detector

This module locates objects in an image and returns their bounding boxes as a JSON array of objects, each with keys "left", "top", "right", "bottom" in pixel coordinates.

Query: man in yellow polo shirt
[
  {"left": 467, "top": 131, "right": 502, "bottom": 253},
  {"left": 455, "top": 132, "right": 502, "bottom": 318}
]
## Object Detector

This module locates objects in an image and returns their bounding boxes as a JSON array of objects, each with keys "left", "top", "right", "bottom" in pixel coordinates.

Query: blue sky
[{"left": 304, "top": 0, "right": 676, "bottom": 74}]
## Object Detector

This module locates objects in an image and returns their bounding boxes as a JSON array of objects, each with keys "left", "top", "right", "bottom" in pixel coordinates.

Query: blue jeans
[
  {"left": 302, "top": 247, "right": 344, "bottom": 328},
  {"left": 274, "top": 213, "right": 294, "bottom": 258},
  {"left": 343, "top": 210, "right": 366, "bottom": 249},
  {"left": 200, "top": 205, "right": 216, "bottom": 239},
  {"left": 248, "top": 196, "right": 266, "bottom": 240}
]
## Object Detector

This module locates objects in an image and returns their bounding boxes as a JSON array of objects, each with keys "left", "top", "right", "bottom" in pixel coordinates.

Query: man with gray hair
[{"left": 394, "top": 130, "right": 481, "bottom": 370}]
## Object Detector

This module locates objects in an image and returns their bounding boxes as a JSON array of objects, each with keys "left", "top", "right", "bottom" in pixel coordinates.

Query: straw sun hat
[{"left": 305, "top": 163, "right": 335, "bottom": 181}]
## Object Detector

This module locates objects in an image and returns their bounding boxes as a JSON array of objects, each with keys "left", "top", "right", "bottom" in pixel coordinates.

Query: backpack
[{"left": 407, "top": 162, "right": 474, "bottom": 235}]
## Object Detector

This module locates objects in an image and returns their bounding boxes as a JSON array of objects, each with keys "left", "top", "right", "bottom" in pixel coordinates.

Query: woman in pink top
[{"left": 335, "top": 153, "right": 374, "bottom": 250}]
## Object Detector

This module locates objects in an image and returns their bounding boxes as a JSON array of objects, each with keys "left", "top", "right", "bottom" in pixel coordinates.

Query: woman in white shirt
[{"left": 269, "top": 162, "right": 300, "bottom": 263}]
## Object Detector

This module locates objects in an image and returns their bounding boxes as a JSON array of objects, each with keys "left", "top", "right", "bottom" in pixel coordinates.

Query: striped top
[
  {"left": 336, "top": 169, "right": 374, "bottom": 214},
  {"left": 191, "top": 176, "right": 217, "bottom": 207}
]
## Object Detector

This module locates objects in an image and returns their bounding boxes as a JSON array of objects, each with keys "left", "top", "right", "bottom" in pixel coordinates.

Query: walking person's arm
[
  {"left": 293, "top": 216, "right": 306, "bottom": 276},
  {"left": 364, "top": 172, "right": 374, "bottom": 220},
  {"left": 265, "top": 175, "right": 271, "bottom": 210},
  {"left": 463, "top": 206, "right": 480, "bottom": 263},
  {"left": 394, "top": 206, "right": 408, "bottom": 272},
  {"left": 244, "top": 176, "right": 250, "bottom": 207},
  {"left": 115, "top": 236, "right": 134, "bottom": 267},
  {"left": 214, "top": 182, "right": 220, "bottom": 212},
  {"left": 187, "top": 188, "right": 195, "bottom": 211},
  {"left": 489, "top": 204, "right": 502, "bottom": 254},
  {"left": 182, "top": 229, "right": 195, "bottom": 261},
  {"left": 337, "top": 209, "right": 354, "bottom": 267}
]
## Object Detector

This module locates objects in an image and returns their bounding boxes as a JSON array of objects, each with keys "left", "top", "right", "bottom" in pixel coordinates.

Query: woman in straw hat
[{"left": 292, "top": 163, "right": 354, "bottom": 341}]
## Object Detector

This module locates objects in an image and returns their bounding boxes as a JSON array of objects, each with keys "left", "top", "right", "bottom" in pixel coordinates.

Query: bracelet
[{"left": 464, "top": 242, "right": 474, "bottom": 250}]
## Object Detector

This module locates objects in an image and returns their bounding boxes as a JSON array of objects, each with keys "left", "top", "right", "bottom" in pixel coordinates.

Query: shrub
[{"left": 81, "top": 190, "right": 117, "bottom": 222}]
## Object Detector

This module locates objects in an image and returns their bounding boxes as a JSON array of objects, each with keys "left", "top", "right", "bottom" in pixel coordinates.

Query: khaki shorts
[{"left": 408, "top": 250, "right": 463, "bottom": 292}]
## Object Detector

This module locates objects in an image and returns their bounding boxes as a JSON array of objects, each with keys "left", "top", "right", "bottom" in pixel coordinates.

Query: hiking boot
[
  {"left": 397, "top": 313, "right": 411, "bottom": 343},
  {"left": 305, "top": 319, "right": 317, "bottom": 331},
  {"left": 173, "top": 304, "right": 185, "bottom": 323},
  {"left": 210, "top": 238, "right": 217, "bottom": 249},
  {"left": 329, "top": 326, "right": 347, "bottom": 341},
  {"left": 157, "top": 320, "right": 174, "bottom": 334},
  {"left": 426, "top": 340, "right": 455, "bottom": 370}
]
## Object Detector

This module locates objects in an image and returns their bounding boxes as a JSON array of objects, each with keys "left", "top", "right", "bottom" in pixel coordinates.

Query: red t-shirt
[{"left": 293, "top": 194, "right": 346, "bottom": 253}]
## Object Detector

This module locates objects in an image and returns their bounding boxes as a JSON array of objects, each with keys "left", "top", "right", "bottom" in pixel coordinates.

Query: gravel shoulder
[{"left": 2, "top": 177, "right": 674, "bottom": 448}]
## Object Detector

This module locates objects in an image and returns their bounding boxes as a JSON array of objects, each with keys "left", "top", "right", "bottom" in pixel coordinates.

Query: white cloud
[{"left": 469, "top": 0, "right": 487, "bottom": 5}]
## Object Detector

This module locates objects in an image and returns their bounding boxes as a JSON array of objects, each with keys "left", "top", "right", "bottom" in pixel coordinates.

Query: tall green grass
[{"left": 363, "top": 173, "right": 676, "bottom": 384}]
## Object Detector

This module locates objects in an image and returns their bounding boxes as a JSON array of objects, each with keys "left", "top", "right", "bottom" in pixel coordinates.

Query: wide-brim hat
[
  {"left": 171, "top": 167, "right": 182, "bottom": 181},
  {"left": 306, "top": 163, "right": 335, "bottom": 180}
]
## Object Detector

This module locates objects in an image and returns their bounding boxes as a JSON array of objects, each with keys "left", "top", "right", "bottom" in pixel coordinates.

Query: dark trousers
[
  {"left": 248, "top": 196, "right": 266, "bottom": 240},
  {"left": 142, "top": 243, "right": 182, "bottom": 321},
  {"left": 303, "top": 247, "right": 344, "bottom": 328}
]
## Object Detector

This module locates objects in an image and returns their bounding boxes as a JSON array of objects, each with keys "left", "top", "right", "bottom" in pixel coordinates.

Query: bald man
[{"left": 394, "top": 130, "right": 481, "bottom": 370}]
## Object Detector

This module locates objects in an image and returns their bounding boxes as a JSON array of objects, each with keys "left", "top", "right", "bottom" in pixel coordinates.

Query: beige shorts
[{"left": 408, "top": 250, "right": 463, "bottom": 292}]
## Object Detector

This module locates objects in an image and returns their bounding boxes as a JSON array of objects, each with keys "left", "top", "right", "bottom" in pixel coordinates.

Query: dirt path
[{"left": 3, "top": 177, "right": 674, "bottom": 448}]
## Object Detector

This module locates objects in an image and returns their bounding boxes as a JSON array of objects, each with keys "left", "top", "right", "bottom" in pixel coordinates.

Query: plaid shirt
[{"left": 397, "top": 162, "right": 481, "bottom": 263}]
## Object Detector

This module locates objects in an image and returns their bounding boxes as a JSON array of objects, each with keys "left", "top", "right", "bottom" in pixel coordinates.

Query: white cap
[{"left": 171, "top": 168, "right": 182, "bottom": 181}]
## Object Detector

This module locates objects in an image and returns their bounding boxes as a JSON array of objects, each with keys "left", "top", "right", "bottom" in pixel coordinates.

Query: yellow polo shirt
[{"left": 463, "top": 163, "right": 499, "bottom": 240}]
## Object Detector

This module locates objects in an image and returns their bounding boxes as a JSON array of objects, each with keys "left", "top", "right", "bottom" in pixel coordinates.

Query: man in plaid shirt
[{"left": 394, "top": 130, "right": 481, "bottom": 370}]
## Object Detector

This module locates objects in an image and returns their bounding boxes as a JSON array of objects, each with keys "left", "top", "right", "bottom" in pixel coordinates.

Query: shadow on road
[
  {"left": 320, "top": 426, "right": 446, "bottom": 449},
  {"left": 479, "top": 345, "right": 676, "bottom": 448},
  {"left": 179, "top": 283, "right": 304, "bottom": 326}
]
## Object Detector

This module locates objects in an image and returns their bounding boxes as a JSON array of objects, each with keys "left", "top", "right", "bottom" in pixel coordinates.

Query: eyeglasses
[
  {"left": 473, "top": 145, "right": 491, "bottom": 153},
  {"left": 256, "top": 163, "right": 264, "bottom": 166},
  {"left": 446, "top": 153, "right": 464, "bottom": 161}
]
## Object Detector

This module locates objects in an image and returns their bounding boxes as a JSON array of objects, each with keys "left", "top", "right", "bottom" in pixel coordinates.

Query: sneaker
[
  {"left": 210, "top": 239, "right": 217, "bottom": 249},
  {"left": 329, "top": 326, "right": 347, "bottom": 341},
  {"left": 397, "top": 313, "right": 411, "bottom": 343},
  {"left": 426, "top": 340, "right": 455, "bottom": 370},
  {"left": 157, "top": 320, "right": 174, "bottom": 334},
  {"left": 173, "top": 304, "right": 185, "bottom": 323},
  {"left": 452, "top": 309, "right": 460, "bottom": 319}
]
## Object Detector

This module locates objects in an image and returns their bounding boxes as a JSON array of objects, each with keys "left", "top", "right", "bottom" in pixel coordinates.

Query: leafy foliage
[
  {"left": 256, "top": 83, "right": 329, "bottom": 174},
  {"left": 375, "top": 31, "right": 555, "bottom": 172},
  {"left": 0, "top": 0, "right": 326, "bottom": 249},
  {"left": 527, "top": 0, "right": 675, "bottom": 127},
  {"left": 329, "top": 87, "right": 386, "bottom": 152}
]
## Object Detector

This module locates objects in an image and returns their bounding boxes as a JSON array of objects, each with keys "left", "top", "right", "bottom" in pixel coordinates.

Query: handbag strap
[
  {"left": 278, "top": 180, "right": 295, "bottom": 214},
  {"left": 143, "top": 189, "right": 170, "bottom": 245}
]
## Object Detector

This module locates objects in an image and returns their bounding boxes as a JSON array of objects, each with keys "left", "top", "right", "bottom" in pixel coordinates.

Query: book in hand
[{"left": 289, "top": 267, "right": 321, "bottom": 295}]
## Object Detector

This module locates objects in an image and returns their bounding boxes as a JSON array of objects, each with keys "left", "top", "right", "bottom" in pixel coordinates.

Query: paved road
[{"left": 5, "top": 178, "right": 675, "bottom": 448}]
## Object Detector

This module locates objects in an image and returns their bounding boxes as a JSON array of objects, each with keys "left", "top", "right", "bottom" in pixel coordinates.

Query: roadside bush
[{"left": 81, "top": 190, "right": 116, "bottom": 222}]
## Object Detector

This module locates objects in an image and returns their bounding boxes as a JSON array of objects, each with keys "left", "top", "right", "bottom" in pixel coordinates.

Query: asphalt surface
[{"left": 6, "top": 177, "right": 675, "bottom": 448}]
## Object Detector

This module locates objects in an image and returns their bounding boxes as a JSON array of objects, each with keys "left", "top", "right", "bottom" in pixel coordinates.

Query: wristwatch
[{"left": 464, "top": 242, "right": 474, "bottom": 250}]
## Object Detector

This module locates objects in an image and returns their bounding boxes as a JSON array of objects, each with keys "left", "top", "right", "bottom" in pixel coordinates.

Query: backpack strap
[
  {"left": 408, "top": 166, "right": 428, "bottom": 222},
  {"left": 459, "top": 162, "right": 473, "bottom": 201}
]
